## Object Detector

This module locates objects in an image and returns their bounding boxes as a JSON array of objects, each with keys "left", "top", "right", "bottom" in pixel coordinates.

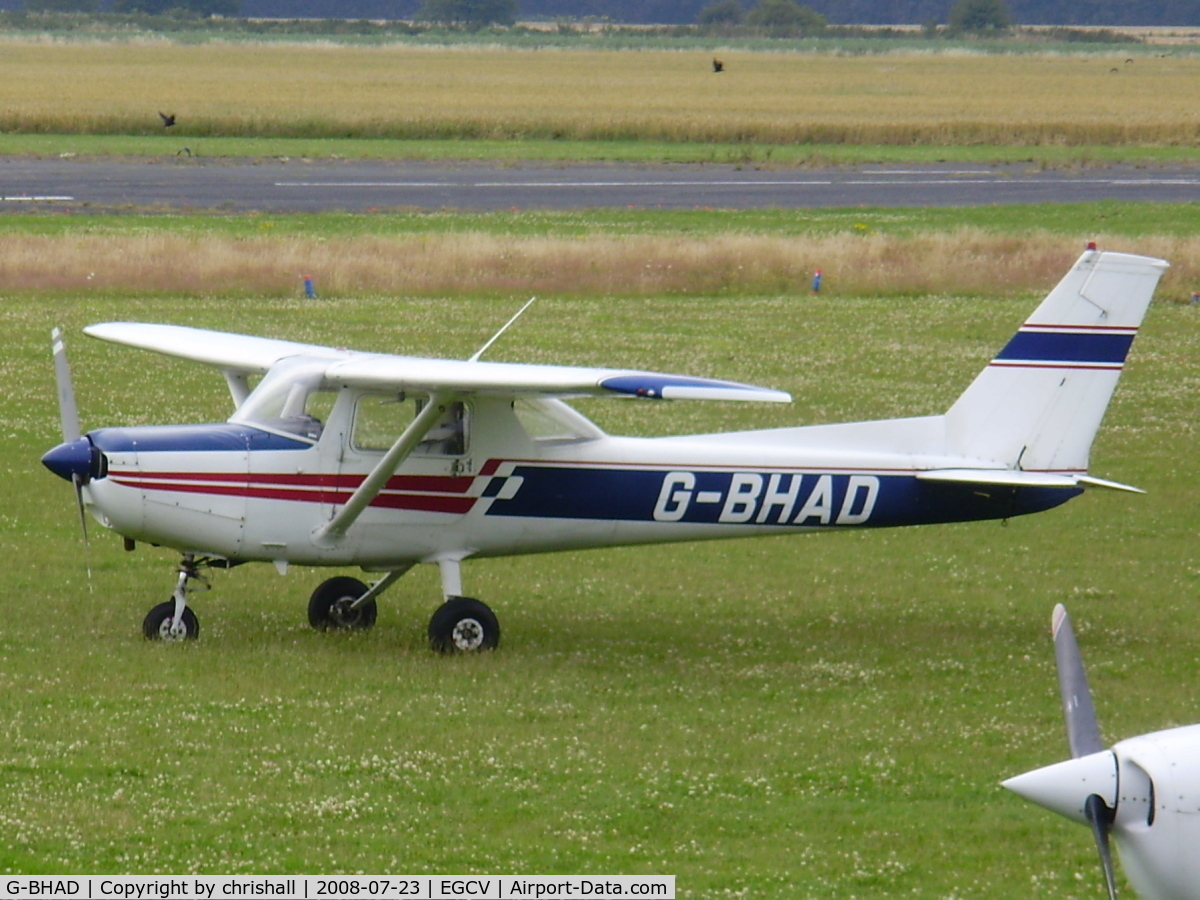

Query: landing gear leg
[
  {"left": 143, "top": 553, "right": 208, "bottom": 641},
  {"left": 427, "top": 559, "right": 500, "bottom": 654}
]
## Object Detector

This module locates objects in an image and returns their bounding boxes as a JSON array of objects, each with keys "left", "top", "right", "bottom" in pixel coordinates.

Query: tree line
[{"left": 12, "top": 0, "right": 1200, "bottom": 26}]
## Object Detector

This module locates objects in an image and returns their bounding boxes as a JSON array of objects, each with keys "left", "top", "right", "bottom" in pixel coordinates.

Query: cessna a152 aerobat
[{"left": 42, "top": 248, "right": 1166, "bottom": 652}]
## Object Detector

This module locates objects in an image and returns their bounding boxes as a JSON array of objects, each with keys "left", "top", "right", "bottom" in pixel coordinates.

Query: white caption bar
[{"left": 1, "top": 876, "right": 674, "bottom": 899}]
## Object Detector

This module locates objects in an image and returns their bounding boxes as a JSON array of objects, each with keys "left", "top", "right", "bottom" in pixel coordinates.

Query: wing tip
[
  {"left": 1052, "top": 603, "right": 1068, "bottom": 639},
  {"left": 600, "top": 374, "right": 790, "bottom": 403}
]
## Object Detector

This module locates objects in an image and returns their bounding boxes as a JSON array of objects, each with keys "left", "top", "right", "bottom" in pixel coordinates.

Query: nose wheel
[
  {"left": 143, "top": 553, "right": 210, "bottom": 642},
  {"left": 143, "top": 601, "right": 199, "bottom": 641}
]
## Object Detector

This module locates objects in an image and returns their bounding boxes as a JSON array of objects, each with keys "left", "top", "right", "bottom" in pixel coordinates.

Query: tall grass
[
  {"left": 2, "top": 43, "right": 1200, "bottom": 145},
  {"left": 2, "top": 229, "right": 1199, "bottom": 300}
]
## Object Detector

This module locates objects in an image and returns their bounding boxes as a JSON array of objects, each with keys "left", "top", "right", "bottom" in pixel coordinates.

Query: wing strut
[{"left": 313, "top": 391, "right": 453, "bottom": 545}]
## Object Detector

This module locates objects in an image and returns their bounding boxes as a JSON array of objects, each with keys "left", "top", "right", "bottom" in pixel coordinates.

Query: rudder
[{"left": 944, "top": 249, "right": 1167, "bottom": 473}]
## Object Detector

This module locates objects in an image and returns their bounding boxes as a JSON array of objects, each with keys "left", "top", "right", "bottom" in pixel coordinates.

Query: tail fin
[{"left": 944, "top": 249, "right": 1167, "bottom": 473}]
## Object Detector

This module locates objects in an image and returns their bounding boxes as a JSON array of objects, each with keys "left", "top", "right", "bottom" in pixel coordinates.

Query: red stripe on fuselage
[
  {"left": 110, "top": 475, "right": 476, "bottom": 514},
  {"left": 120, "top": 470, "right": 476, "bottom": 493}
]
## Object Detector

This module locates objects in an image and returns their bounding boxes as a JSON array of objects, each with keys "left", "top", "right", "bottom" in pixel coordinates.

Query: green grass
[
  {"left": 4, "top": 201, "right": 1200, "bottom": 240},
  {"left": 2, "top": 241, "right": 1198, "bottom": 895},
  {"left": 10, "top": 132, "right": 1200, "bottom": 166}
]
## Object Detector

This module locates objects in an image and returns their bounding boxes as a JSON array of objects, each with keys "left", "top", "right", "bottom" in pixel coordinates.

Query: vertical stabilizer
[{"left": 945, "top": 250, "right": 1167, "bottom": 472}]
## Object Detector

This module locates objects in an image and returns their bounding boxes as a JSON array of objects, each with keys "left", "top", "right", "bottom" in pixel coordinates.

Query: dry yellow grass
[
  {"left": 2, "top": 42, "right": 1200, "bottom": 144},
  {"left": 3, "top": 230, "right": 1197, "bottom": 299}
]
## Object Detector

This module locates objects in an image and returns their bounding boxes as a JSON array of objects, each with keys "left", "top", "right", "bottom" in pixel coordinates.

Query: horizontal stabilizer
[
  {"left": 1076, "top": 474, "right": 1145, "bottom": 494},
  {"left": 917, "top": 469, "right": 1142, "bottom": 493}
]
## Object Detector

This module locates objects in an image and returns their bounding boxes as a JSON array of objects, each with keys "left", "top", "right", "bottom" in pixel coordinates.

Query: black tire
[
  {"left": 143, "top": 601, "right": 200, "bottom": 641},
  {"left": 428, "top": 596, "right": 500, "bottom": 654},
  {"left": 308, "top": 577, "right": 376, "bottom": 631}
]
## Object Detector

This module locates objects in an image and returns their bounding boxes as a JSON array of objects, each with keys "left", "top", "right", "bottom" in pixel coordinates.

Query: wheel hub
[
  {"left": 451, "top": 617, "right": 485, "bottom": 651},
  {"left": 329, "top": 597, "right": 362, "bottom": 628},
  {"left": 158, "top": 616, "right": 189, "bottom": 642}
]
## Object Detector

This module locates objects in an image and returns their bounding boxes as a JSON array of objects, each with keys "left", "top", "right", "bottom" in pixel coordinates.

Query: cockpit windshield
[{"left": 230, "top": 357, "right": 335, "bottom": 442}]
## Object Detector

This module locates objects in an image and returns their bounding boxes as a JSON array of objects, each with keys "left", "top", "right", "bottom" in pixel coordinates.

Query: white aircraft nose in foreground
[
  {"left": 1004, "top": 605, "right": 1200, "bottom": 900},
  {"left": 42, "top": 249, "right": 1167, "bottom": 652}
]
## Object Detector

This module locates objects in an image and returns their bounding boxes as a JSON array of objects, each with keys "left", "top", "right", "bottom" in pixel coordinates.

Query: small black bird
[
  {"left": 158, "top": 111, "right": 176, "bottom": 128},
  {"left": 712, "top": 58, "right": 724, "bottom": 73}
]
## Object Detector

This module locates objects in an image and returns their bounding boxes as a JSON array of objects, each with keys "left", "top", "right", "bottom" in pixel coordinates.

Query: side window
[
  {"left": 415, "top": 399, "right": 467, "bottom": 456},
  {"left": 352, "top": 395, "right": 469, "bottom": 456},
  {"left": 352, "top": 394, "right": 406, "bottom": 452}
]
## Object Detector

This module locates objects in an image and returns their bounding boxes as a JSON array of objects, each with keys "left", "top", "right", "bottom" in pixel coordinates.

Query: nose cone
[
  {"left": 42, "top": 437, "right": 97, "bottom": 482},
  {"left": 1002, "top": 749, "right": 1117, "bottom": 825}
]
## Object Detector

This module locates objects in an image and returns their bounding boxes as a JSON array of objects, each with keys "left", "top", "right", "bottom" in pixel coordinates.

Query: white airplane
[
  {"left": 42, "top": 248, "right": 1166, "bottom": 652},
  {"left": 1003, "top": 605, "right": 1200, "bottom": 900}
]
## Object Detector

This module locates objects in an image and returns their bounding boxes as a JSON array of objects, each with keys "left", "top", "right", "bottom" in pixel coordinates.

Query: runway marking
[
  {"left": 2, "top": 195, "right": 74, "bottom": 201},
  {"left": 276, "top": 180, "right": 836, "bottom": 188}
]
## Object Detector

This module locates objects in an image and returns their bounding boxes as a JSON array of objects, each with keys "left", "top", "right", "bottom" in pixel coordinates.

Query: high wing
[
  {"left": 84, "top": 322, "right": 356, "bottom": 373},
  {"left": 84, "top": 322, "right": 792, "bottom": 404}
]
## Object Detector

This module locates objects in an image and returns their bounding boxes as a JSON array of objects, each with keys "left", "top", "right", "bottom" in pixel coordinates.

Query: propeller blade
[
  {"left": 72, "top": 474, "right": 94, "bottom": 594},
  {"left": 1053, "top": 604, "right": 1105, "bottom": 758},
  {"left": 52, "top": 327, "right": 81, "bottom": 443},
  {"left": 1084, "top": 792, "right": 1119, "bottom": 900}
]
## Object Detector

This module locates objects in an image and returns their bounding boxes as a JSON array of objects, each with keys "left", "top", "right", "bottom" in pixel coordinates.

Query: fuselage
[{"left": 75, "top": 391, "right": 1079, "bottom": 570}]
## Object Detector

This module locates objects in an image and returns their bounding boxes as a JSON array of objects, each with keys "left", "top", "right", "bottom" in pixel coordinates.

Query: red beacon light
[{"left": 1087, "top": 241, "right": 1098, "bottom": 251}]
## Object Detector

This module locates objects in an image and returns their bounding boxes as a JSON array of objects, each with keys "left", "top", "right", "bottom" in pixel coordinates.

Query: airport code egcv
[{"left": 1, "top": 877, "right": 674, "bottom": 899}]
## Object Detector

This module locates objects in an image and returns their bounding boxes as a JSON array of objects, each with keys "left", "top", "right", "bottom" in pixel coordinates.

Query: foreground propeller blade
[
  {"left": 72, "top": 474, "right": 94, "bottom": 593},
  {"left": 1053, "top": 603, "right": 1105, "bottom": 759},
  {"left": 1084, "top": 792, "right": 1119, "bottom": 900},
  {"left": 52, "top": 327, "right": 81, "bottom": 443}
]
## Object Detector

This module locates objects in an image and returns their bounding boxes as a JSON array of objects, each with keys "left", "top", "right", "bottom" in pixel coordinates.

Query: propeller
[
  {"left": 1003, "top": 604, "right": 1119, "bottom": 899},
  {"left": 1054, "top": 603, "right": 1118, "bottom": 899},
  {"left": 45, "top": 328, "right": 94, "bottom": 591}
]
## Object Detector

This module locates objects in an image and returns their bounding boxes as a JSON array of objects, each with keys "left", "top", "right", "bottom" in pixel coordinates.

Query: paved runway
[{"left": 2, "top": 157, "right": 1199, "bottom": 212}]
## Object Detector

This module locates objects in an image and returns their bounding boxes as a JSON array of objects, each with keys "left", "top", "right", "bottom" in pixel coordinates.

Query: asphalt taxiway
[{"left": 2, "top": 157, "right": 1198, "bottom": 212}]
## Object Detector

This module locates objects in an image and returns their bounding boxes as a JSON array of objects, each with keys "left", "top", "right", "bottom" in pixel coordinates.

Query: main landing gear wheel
[
  {"left": 143, "top": 601, "right": 199, "bottom": 642},
  {"left": 428, "top": 596, "right": 500, "bottom": 654},
  {"left": 308, "top": 576, "right": 377, "bottom": 631}
]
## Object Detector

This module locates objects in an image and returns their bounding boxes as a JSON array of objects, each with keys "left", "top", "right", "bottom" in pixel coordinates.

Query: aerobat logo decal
[{"left": 483, "top": 465, "right": 881, "bottom": 527}]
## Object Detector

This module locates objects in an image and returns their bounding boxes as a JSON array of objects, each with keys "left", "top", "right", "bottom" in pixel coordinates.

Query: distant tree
[
  {"left": 697, "top": 0, "right": 744, "bottom": 26},
  {"left": 947, "top": 0, "right": 1010, "bottom": 32},
  {"left": 744, "top": 0, "right": 826, "bottom": 35},
  {"left": 24, "top": 0, "right": 99, "bottom": 10},
  {"left": 414, "top": 0, "right": 516, "bottom": 27},
  {"left": 111, "top": 0, "right": 239, "bottom": 13}
]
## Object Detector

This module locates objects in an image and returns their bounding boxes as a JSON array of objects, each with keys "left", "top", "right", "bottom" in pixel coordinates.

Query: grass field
[
  {"left": 2, "top": 28, "right": 1199, "bottom": 893},
  {"left": 3, "top": 42, "right": 1200, "bottom": 150},
  {"left": 1, "top": 212, "right": 1198, "bottom": 896}
]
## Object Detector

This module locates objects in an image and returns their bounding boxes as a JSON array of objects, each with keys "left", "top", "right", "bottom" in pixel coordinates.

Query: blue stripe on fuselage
[
  {"left": 995, "top": 330, "right": 1134, "bottom": 365},
  {"left": 89, "top": 423, "right": 311, "bottom": 453},
  {"left": 485, "top": 466, "right": 1080, "bottom": 528}
]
